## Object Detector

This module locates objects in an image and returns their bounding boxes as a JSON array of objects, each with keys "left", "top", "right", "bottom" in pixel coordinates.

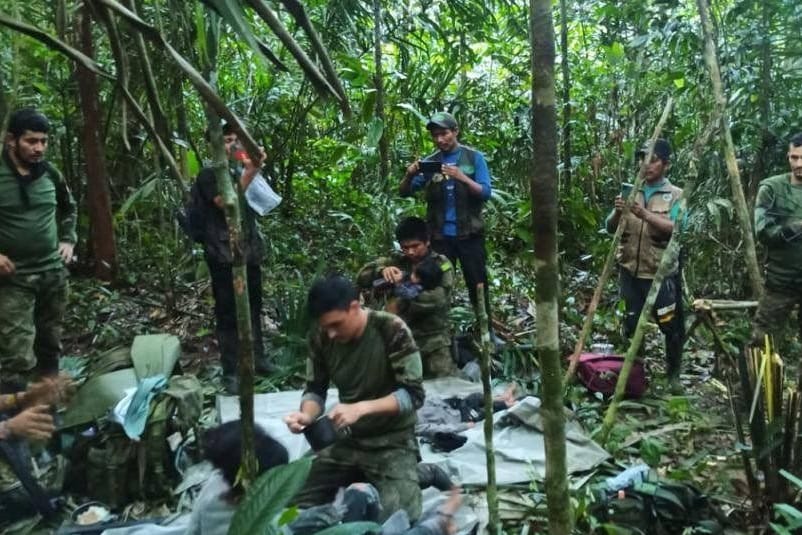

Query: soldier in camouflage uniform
[
  {"left": 0, "top": 109, "right": 76, "bottom": 392},
  {"left": 356, "top": 217, "right": 456, "bottom": 378},
  {"left": 285, "top": 275, "right": 424, "bottom": 521},
  {"left": 752, "top": 133, "right": 802, "bottom": 346}
]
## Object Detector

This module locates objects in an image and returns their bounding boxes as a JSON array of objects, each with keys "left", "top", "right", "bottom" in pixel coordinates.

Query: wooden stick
[
  {"left": 695, "top": 0, "right": 763, "bottom": 298},
  {"left": 475, "top": 284, "right": 499, "bottom": 535}
]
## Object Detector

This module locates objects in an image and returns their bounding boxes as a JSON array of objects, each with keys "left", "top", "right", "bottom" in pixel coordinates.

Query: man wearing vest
[
  {"left": 399, "top": 112, "right": 493, "bottom": 326},
  {"left": 752, "top": 133, "right": 802, "bottom": 347},
  {"left": 195, "top": 123, "right": 275, "bottom": 394},
  {"left": 605, "top": 139, "right": 684, "bottom": 392},
  {"left": 0, "top": 109, "right": 76, "bottom": 393}
]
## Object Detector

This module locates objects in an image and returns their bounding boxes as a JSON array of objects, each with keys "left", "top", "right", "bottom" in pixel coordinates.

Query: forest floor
[{"left": 45, "top": 273, "right": 761, "bottom": 533}]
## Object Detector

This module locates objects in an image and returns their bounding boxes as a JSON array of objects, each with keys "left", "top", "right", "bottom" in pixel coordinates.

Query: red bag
[{"left": 574, "top": 352, "right": 647, "bottom": 398}]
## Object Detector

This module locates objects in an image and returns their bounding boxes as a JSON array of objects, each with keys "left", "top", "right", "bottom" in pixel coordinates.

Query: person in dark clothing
[
  {"left": 399, "top": 112, "right": 493, "bottom": 332},
  {"left": 195, "top": 123, "right": 274, "bottom": 394}
]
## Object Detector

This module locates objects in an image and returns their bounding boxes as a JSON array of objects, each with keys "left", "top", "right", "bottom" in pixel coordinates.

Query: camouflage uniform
[
  {"left": 0, "top": 153, "right": 76, "bottom": 389},
  {"left": 295, "top": 310, "right": 424, "bottom": 521},
  {"left": 356, "top": 251, "right": 457, "bottom": 378},
  {"left": 752, "top": 173, "right": 802, "bottom": 345}
]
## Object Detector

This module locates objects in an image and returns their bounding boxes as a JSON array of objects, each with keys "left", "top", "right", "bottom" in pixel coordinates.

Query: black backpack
[{"left": 176, "top": 180, "right": 207, "bottom": 243}]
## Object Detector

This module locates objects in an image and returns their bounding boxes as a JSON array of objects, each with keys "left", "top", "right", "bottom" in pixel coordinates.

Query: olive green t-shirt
[
  {"left": 303, "top": 310, "right": 424, "bottom": 439},
  {"left": 0, "top": 153, "right": 77, "bottom": 274}
]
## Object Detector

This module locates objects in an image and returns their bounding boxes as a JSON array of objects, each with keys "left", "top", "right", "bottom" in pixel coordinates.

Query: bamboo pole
[
  {"left": 475, "top": 284, "right": 499, "bottom": 535},
  {"left": 695, "top": 0, "right": 763, "bottom": 298},
  {"left": 564, "top": 97, "right": 674, "bottom": 383}
]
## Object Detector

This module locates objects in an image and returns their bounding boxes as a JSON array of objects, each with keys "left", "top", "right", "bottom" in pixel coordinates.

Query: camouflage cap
[{"left": 426, "top": 112, "right": 458, "bottom": 131}]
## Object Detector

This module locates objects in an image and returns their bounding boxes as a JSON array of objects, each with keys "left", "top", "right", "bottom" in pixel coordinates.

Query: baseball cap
[
  {"left": 426, "top": 112, "right": 458, "bottom": 131},
  {"left": 636, "top": 138, "right": 671, "bottom": 162}
]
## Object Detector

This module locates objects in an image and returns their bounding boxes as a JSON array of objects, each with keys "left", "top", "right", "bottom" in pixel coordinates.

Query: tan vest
[{"left": 616, "top": 181, "right": 682, "bottom": 278}]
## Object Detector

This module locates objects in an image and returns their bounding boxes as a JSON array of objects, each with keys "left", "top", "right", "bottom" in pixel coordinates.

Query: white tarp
[{"left": 216, "top": 377, "right": 609, "bottom": 485}]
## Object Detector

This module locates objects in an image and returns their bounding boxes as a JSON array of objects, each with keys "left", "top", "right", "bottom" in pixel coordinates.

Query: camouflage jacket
[{"left": 356, "top": 250, "right": 453, "bottom": 352}]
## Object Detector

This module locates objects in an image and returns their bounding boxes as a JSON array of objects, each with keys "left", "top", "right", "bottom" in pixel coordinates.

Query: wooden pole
[
  {"left": 475, "top": 284, "right": 499, "bottom": 535},
  {"left": 695, "top": 0, "right": 763, "bottom": 298},
  {"left": 598, "top": 121, "right": 715, "bottom": 443}
]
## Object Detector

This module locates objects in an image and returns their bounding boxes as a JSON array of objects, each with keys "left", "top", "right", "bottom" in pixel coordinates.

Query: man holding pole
[{"left": 605, "top": 139, "right": 684, "bottom": 392}]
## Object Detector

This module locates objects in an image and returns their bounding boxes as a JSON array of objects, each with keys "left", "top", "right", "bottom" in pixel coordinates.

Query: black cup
[{"left": 304, "top": 415, "right": 338, "bottom": 451}]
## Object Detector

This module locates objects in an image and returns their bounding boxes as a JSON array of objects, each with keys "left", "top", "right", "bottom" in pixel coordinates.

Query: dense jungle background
[{"left": 3, "top": 0, "right": 802, "bottom": 532}]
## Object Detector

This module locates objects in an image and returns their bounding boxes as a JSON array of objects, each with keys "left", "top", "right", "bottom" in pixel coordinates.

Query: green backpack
[
  {"left": 61, "top": 335, "right": 203, "bottom": 508},
  {"left": 84, "top": 374, "right": 203, "bottom": 508},
  {"left": 591, "top": 473, "right": 725, "bottom": 534}
]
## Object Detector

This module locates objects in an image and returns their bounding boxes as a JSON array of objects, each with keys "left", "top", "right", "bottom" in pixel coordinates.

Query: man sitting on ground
[{"left": 357, "top": 217, "right": 456, "bottom": 378}]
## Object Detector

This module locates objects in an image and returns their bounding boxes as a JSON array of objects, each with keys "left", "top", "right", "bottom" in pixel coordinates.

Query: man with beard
[
  {"left": 605, "top": 139, "right": 684, "bottom": 392},
  {"left": 752, "top": 133, "right": 802, "bottom": 346},
  {"left": 0, "top": 108, "right": 76, "bottom": 392}
]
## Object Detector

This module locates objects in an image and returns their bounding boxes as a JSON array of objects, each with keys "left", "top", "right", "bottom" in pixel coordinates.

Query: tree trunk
[
  {"left": 77, "top": 2, "right": 117, "bottom": 281},
  {"left": 201, "top": 16, "right": 257, "bottom": 485},
  {"left": 559, "top": 0, "right": 571, "bottom": 191},
  {"left": 372, "top": 0, "right": 389, "bottom": 190},
  {"left": 530, "top": 1, "right": 572, "bottom": 533},
  {"left": 475, "top": 284, "right": 499, "bottom": 535},
  {"left": 747, "top": 0, "right": 773, "bottom": 211},
  {"left": 695, "top": 0, "right": 763, "bottom": 298},
  {"left": 205, "top": 106, "right": 258, "bottom": 484}
]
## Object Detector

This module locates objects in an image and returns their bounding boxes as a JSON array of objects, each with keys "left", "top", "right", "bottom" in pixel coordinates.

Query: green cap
[{"left": 426, "top": 112, "right": 458, "bottom": 131}]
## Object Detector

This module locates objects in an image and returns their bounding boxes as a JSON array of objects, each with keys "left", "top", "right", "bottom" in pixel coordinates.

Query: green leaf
[
  {"left": 117, "top": 178, "right": 159, "bottom": 219},
  {"left": 227, "top": 457, "right": 313, "bottom": 535},
  {"left": 202, "top": 0, "right": 272, "bottom": 71},
  {"left": 780, "top": 469, "right": 802, "bottom": 490},
  {"left": 313, "top": 521, "right": 383, "bottom": 535},
  {"left": 672, "top": 77, "right": 685, "bottom": 89},
  {"left": 396, "top": 103, "right": 428, "bottom": 123},
  {"left": 365, "top": 118, "right": 384, "bottom": 148}
]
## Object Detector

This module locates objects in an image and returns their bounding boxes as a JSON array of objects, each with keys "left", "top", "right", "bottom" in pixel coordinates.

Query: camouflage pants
[
  {"left": 294, "top": 433, "right": 422, "bottom": 522},
  {"left": 752, "top": 285, "right": 802, "bottom": 347},
  {"left": 422, "top": 345, "right": 458, "bottom": 378},
  {"left": 0, "top": 269, "right": 68, "bottom": 389}
]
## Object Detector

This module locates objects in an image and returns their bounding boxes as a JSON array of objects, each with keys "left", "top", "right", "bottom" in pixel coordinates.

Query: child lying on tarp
[{"left": 187, "top": 421, "right": 462, "bottom": 535}]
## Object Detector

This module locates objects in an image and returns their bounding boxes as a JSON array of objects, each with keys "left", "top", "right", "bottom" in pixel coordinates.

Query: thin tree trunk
[
  {"left": 564, "top": 98, "right": 674, "bottom": 383},
  {"left": 201, "top": 15, "right": 257, "bottom": 484},
  {"left": 530, "top": 1, "right": 572, "bottom": 533},
  {"left": 77, "top": 2, "right": 118, "bottom": 281},
  {"left": 748, "top": 0, "right": 773, "bottom": 211},
  {"left": 475, "top": 284, "right": 499, "bottom": 535},
  {"left": 559, "top": 0, "right": 571, "bottom": 190},
  {"left": 124, "top": 0, "right": 171, "bottom": 154},
  {"left": 372, "top": 0, "right": 389, "bottom": 189},
  {"left": 695, "top": 0, "right": 763, "bottom": 298},
  {"left": 279, "top": 0, "right": 350, "bottom": 117}
]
